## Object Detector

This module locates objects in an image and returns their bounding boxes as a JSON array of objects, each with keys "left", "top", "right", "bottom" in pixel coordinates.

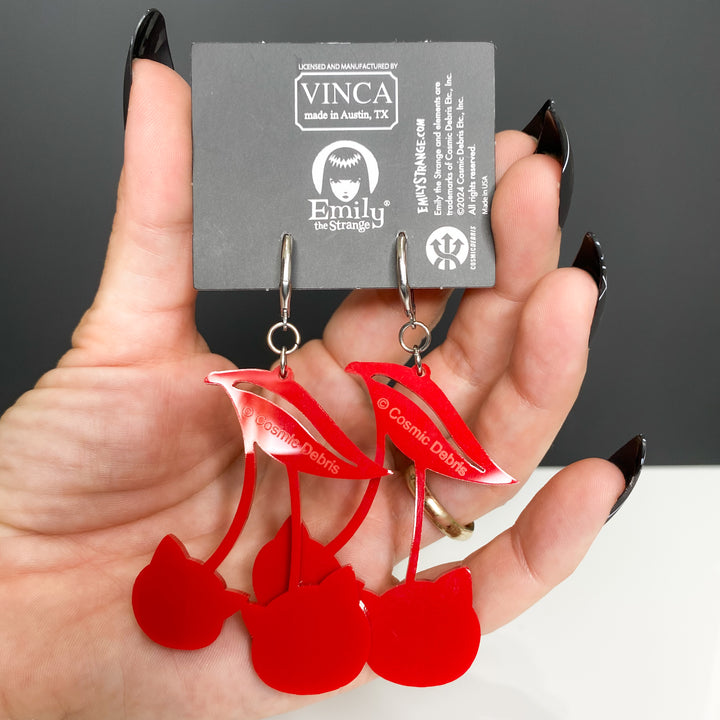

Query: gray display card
[{"left": 192, "top": 42, "right": 496, "bottom": 290}]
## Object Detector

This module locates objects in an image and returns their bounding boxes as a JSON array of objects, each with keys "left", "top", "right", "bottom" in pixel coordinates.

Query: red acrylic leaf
[
  {"left": 252, "top": 517, "right": 342, "bottom": 605},
  {"left": 132, "top": 535, "right": 248, "bottom": 650},
  {"left": 346, "top": 361, "right": 514, "bottom": 485},
  {"left": 240, "top": 566, "right": 370, "bottom": 695},
  {"left": 362, "top": 567, "right": 480, "bottom": 686},
  {"left": 206, "top": 368, "right": 390, "bottom": 480}
]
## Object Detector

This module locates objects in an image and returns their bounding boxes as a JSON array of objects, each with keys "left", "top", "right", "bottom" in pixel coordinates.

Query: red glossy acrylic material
[
  {"left": 346, "top": 361, "right": 514, "bottom": 686},
  {"left": 362, "top": 567, "right": 480, "bottom": 686},
  {"left": 241, "top": 520, "right": 370, "bottom": 695},
  {"left": 132, "top": 535, "right": 248, "bottom": 650},
  {"left": 132, "top": 367, "right": 388, "bottom": 694},
  {"left": 251, "top": 517, "right": 342, "bottom": 605},
  {"left": 205, "top": 368, "right": 388, "bottom": 481},
  {"left": 346, "top": 362, "right": 514, "bottom": 488}
]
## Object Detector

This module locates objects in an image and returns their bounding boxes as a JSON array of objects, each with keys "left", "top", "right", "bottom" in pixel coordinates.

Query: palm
[{"left": 0, "top": 61, "right": 624, "bottom": 720}]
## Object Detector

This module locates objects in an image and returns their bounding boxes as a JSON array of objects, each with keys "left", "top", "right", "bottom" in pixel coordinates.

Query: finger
[
  {"left": 495, "top": 128, "right": 538, "bottom": 178},
  {"left": 458, "top": 457, "right": 625, "bottom": 633},
  {"left": 387, "top": 265, "right": 598, "bottom": 540},
  {"left": 378, "top": 144, "right": 580, "bottom": 539},
  {"left": 474, "top": 266, "right": 597, "bottom": 482},
  {"left": 69, "top": 60, "right": 197, "bottom": 364},
  {"left": 430, "top": 150, "right": 563, "bottom": 409}
]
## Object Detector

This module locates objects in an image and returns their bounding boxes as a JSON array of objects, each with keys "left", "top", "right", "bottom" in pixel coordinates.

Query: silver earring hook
[
  {"left": 396, "top": 231, "right": 416, "bottom": 323},
  {"left": 395, "top": 231, "right": 431, "bottom": 374},
  {"left": 279, "top": 232, "right": 293, "bottom": 327},
  {"left": 267, "top": 233, "right": 301, "bottom": 377}
]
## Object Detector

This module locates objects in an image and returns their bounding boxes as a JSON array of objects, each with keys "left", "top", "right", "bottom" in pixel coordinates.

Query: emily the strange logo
[{"left": 308, "top": 141, "right": 386, "bottom": 233}]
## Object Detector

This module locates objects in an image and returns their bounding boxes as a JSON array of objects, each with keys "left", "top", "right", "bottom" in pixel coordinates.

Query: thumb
[{"left": 69, "top": 57, "right": 198, "bottom": 365}]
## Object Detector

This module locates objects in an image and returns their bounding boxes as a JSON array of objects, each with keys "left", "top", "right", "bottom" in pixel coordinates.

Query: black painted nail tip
[
  {"left": 123, "top": 9, "right": 174, "bottom": 125},
  {"left": 523, "top": 99, "right": 574, "bottom": 228},
  {"left": 522, "top": 99, "right": 552, "bottom": 139},
  {"left": 572, "top": 232, "right": 607, "bottom": 341},
  {"left": 606, "top": 435, "right": 647, "bottom": 522}
]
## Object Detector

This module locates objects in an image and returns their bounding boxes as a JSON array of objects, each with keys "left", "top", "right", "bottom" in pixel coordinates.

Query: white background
[{"left": 277, "top": 466, "right": 720, "bottom": 719}]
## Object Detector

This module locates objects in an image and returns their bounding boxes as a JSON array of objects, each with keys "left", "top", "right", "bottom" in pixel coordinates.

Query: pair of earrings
[{"left": 132, "top": 232, "right": 514, "bottom": 694}]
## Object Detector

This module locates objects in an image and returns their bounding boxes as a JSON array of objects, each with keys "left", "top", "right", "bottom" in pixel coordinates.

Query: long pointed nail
[
  {"left": 523, "top": 99, "right": 573, "bottom": 228},
  {"left": 123, "top": 9, "right": 174, "bottom": 126},
  {"left": 606, "top": 435, "right": 647, "bottom": 522},
  {"left": 572, "top": 232, "right": 607, "bottom": 342}
]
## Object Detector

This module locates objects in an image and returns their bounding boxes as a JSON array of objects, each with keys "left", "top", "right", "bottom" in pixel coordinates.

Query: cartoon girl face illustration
[
  {"left": 326, "top": 148, "right": 365, "bottom": 202},
  {"left": 330, "top": 178, "right": 361, "bottom": 202},
  {"left": 330, "top": 177, "right": 360, "bottom": 202},
  {"left": 312, "top": 141, "right": 380, "bottom": 204}
]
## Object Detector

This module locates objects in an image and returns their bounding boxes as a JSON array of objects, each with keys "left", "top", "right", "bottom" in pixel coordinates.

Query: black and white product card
[{"left": 192, "top": 43, "right": 496, "bottom": 290}]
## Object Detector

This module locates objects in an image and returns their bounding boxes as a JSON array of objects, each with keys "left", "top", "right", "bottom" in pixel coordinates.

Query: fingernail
[
  {"left": 523, "top": 99, "right": 574, "bottom": 228},
  {"left": 606, "top": 435, "right": 647, "bottom": 522},
  {"left": 572, "top": 232, "right": 607, "bottom": 342},
  {"left": 123, "top": 9, "right": 174, "bottom": 126}
]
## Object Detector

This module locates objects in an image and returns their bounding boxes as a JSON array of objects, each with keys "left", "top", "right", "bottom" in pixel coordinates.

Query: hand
[{"left": 0, "top": 59, "right": 632, "bottom": 719}]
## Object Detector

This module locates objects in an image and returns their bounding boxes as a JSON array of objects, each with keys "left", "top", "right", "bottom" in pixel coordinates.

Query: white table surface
[{"left": 274, "top": 466, "right": 720, "bottom": 720}]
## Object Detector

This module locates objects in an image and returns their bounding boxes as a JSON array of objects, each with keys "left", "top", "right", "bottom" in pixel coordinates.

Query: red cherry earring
[
  {"left": 344, "top": 232, "right": 515, "bottom": 687},
  {"left": 132, "top": 234, "right": 389, "bottom": 694}
]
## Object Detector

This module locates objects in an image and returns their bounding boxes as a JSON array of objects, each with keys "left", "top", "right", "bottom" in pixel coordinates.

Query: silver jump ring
[
  {"left": 267, "top": 321, "right": 301, "bottom": 356},
  {"left": 399, "top": 320, "right": 432, "bottom": 355}
]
